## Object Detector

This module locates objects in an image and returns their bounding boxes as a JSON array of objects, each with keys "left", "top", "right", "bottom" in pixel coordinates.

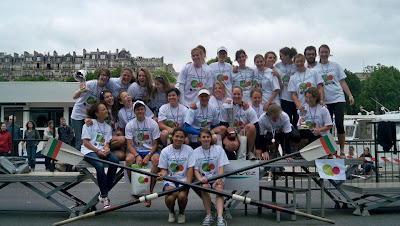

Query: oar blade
[
  {"left": 300, "top": 134, "right": 339, "bottom": 161},
  {"left": 42, "top": 138, "right": 84, "bottom": 165}
]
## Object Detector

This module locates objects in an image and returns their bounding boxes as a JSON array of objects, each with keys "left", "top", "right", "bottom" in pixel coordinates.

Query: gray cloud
[{"left": 0, "top": 0, "right": 399, "bottom": 73}]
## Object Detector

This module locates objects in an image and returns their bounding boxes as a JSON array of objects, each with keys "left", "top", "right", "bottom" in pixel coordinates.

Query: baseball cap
[
  {"left": 133, "top": 100, "right": 146, "bottom": 110},
  {"left": 217, "top": 46, "right": 228, "bottom": 54},
  {"left": 198, "top": 89, "right": 211, "bottom": 96}
]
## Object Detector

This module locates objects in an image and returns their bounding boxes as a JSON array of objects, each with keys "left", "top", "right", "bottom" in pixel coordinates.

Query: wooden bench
[
  {"left": 259, "top": 184, "right": 310, "bottom": 221},
  {"left": 341, "top": 182, "right": 400, "bottom": 216}
]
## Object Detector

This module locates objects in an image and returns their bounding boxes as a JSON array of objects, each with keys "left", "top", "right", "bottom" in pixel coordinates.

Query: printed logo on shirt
[
  {"left": 299, "top": 82, "right": 312, "bottom": 94},
  {"left": 322, "top": 74, "right": 334, "bottom": 85},
  {"left": 306, "top": 121, "right": 317, "bottom": 129},
  {"left": 166, "top": 120, "right": 179, "bottom": 128},
  {"left": 171, "top": 163, "right": 184, "bottom": 172},
  {"left": 253, "top": 80, "right": 262, "bottom": 89},
  {"left": 217, "top": 74, "right": 229, "bottom": 82},
  {"left": 201, "top": 162, "right": 215, "bottom": 172},
  {"left": 190, "top": 77, "right": 203, "bottom": 88}
]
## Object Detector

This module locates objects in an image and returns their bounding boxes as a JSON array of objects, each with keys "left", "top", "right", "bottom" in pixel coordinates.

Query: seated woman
[
  {"left": 125, "top": 100, "right": 160, "bottom": 207},
  {"left": 158, "top": 88, "right": 189, "bottom": 147},
  {"left": 117, "top": 91, "right": 154, "bottom": 129},
  {"left": 193, "top": 129, "right": 229, "bottom": 226},
  {"left": 257, "top": 103, "right": 300, "bottom": 180},
  {"left": 209, "top": 81, "right": 228, "bottom": 116},
  {"left": 157, "top": 127, "right": 195, "bottom": 224},
  {"left": 250, "top": 88, "right": 264, "bottom": 119},
  {"left": 220, "top": 86, "right": 259, "bottom": 160},
  {"left": 81, "top": 103, "right": 119, "bottom": 209},
  {"left": 298, "top": 87, "right": 333, "bottom": 155},
  {"left": 359, "top": 147, "right": 376, "bottom": 174}
]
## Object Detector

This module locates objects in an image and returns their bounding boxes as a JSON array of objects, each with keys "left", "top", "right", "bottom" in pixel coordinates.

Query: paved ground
[{"left": 1, "top": 178, "right": 400, "bottom": 226}]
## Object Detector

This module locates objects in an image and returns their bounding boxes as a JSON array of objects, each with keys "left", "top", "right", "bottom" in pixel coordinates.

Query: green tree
[
  {"left": 206, "top": 57, "right": 233, "bottom": 65},
  {"left": 153, "top": 70, "right": 176, "bottom": 84},
  {"left": 110, "top": 67, "right": 122, "bottom": 78},
  {"left": 358, "top": 65, "right": 400, "bottom": 113},
  {"left": 0, "top": 77, "right": 9, "bottom": 82},
  {"left": 344, "top": 69, "right": 362, "bottom": 114}
]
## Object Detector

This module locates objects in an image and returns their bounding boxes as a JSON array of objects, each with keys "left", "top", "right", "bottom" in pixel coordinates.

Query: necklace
[
  {"left": 169, "top": 104, "right": 179, "bottom": 128},
  {"left": 321, "top": 62, "right": 329, "bottom": 74},
  {"left": 124, "top": 107, "right": 134, "bottom": 121},
  {"left": 233, "top": 104, "right": 243, "bottom": 130},
  {"left": 172, "top": 146, "right": 182, "bottom": 172},
  {"left": 96, "top": 120, "right": 106, "bottom": 145},
  {"left": 136, "top": 118, "right": 149, "bottom": 146},
  {"left": 202, "top": 146, "right": 212, "bottom": 171},
  {"left": 218, "top": 62, "right": 225, "bottom": 80},
  {"left": 238, "top": 68, "right": 250, "bottom": 89},
  {"left": 200, "top": 105, "right": 209, "bottom": 129},
  {"left": 267, "top": 116, "right": 276, "bottom": 143},
  {"left": 194, "top": 65, "right": 204, "bottom": 88}
]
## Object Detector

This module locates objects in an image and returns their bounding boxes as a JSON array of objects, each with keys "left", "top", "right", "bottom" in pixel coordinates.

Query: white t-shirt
[
  {"left": 184, "top": 103, "right": 220, "bottom": 142},
  {"left": 288, "top": 69, "right": 323, "bottom": 106},
  {"left": 80, "top": 119, "right": 112, "bottom": 155},
  {"left": 313, "top": 61, "right": 347, "bottom": 104},
  {"left": 117, "top": 105, "right": 154, "bottom": 129},
  {"left": 298, "top": 104, "right": 333, "bottom": 136},
  {"left": 71, "top": 80, "right": 108, "bottom": 120},
  {"left": 251, "top": 104, "right": 264, "bottom": 119},
  {"left": 127, "top": 82, "right": 147, "bottom": 101},
  {"left": 209, "top": 62, "right": 233, "bottom": 98},
  {"left": 107, "top": 77, "right": 132, "bottom": 97},
  {"left": 253, "top": 68, "right": 281, "bottom": 106},
  {"left": 193, "top": 145, "right": 229, "bottom": 180},
  {"left": 209, "top": 95, "right": 227, "bottom": 117},
  {"left": 232, "top": 68, "right": 255, "bottom": 103},
  {"left": 106, "top": 109, "right": 118, "bottom": 135},
  {"left": 125, "top": 117, "right": 160, "bottom": 153},
  {"left": 158, "top": 103, "right": 188, "bottom": 128},
  {"left": 274, "top": 62, "right": 297, "bottom": 102},
  {"left": 177, "top": 64, "right": 213, "bottom": 107},
  {"left": 258, "top": 112, "right": 292, "bottom": 135},
  {"left": 220, "top": 103, "right": 259, "bottom": 131},
  {"left": 158, "top": 144, "right": 196, "bottom": 182},
  {"left": 149, "top": 92, "right": 168, "bottom": 113}
]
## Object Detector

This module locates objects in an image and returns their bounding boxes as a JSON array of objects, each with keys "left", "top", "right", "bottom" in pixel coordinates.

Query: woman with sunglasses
[{"left": 150, "top": 74, "right": 172, "bottom": 117}]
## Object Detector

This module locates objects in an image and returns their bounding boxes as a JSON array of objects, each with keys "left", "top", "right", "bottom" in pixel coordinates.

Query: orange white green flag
[
  {"left": 300, "top": 134, "right": 338, "bottom": 161},
  {"left": 42, "top": 138, "right": 83, "bottom": 165},
  {"left": 315, "top": 159, "right": 346, "bottom": 180}
]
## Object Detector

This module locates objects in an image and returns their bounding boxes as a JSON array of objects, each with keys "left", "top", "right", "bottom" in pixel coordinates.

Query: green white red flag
[
  {"left": 42, "top": 138, "right": 83, "bottom": 165},
  {"left": 300, "top": 134, "right": 338, "bottom": 161}
]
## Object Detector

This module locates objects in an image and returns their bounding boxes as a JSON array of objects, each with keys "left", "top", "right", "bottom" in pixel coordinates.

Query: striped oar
[{"left": 45, "top": 138, "right": 335, "bottom": 225}]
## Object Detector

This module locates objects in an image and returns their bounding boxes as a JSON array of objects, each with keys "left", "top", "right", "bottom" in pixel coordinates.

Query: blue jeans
[
  {"left": 26, "top": 146, "right": 37, "bottom": 169},
  {"left": 71, "top": 118, "right": 85, "bottom": 150},
  {"left": 84, "top": 152, "right": 119, "bottom": 198},
  {"left": 362, "top": 162, "right": 376, "bottom": 173}
]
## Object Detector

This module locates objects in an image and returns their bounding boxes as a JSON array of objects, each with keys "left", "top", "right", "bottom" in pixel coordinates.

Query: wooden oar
[{"left": 45, "top": 137, "right": 337, "bottom": 225}]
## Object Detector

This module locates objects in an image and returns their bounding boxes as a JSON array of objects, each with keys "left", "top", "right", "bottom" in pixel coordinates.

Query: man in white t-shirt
[
  {"left": 125, "top": 101, "right": 160, "bottom": 205},
  {"left": 220, "top": 86, "right": 259, "bottom": 160}
]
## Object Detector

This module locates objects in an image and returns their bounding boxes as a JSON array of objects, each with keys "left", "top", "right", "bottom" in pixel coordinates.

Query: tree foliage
[
  {"left": 206, "top": 57, "right": 233, "bottom": 65},
  {"left": 344, "top": 69, "right": 362, "bottom": 114},
  {"left": 152, "top": 70, "right": 177, "bottom": 84}
]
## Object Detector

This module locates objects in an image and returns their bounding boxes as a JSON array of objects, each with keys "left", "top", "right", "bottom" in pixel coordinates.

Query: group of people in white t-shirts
[{"left": 69, "top": 44, "right": 354, "bottom": 225}]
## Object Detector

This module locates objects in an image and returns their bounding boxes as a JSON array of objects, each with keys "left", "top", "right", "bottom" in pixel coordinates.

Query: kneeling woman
[
  {"left": 81, "top": 103, "right": 119, "bottom": 209},
  {"left": 194, "top": 129, "right": 229, "bottom": 226},
  {"left": 157, "top": 127, "right": 195, "bottom": 224},
  {"left": 298, "top": 87, "right": 333, "bottom": 147}
]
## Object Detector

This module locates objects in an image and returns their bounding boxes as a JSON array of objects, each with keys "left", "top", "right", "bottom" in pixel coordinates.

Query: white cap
[
  {"left": 217, "top": 46, "right": 228, "bottom": 54},
  {"left": 133, "top": 100, "right": 146, "bottom": 110},
  {"left": 198, "top": 89, "right": 210, "bottom": 96}
]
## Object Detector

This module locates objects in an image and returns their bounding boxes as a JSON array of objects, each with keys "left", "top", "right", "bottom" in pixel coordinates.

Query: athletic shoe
[
  {"left": 247, "top": 152, "right": 256, "bottom": 160},
  {"left": 168, "top": 212, "right": 176, "bottom": 223},
  {"left": 217, "top": 217, "right": 227, "bottom": 226},
  {"left": 177, "top": 214, "right": 185, "bottom": 224},
  {"left": 144, "top": 201, "right": 151, "bottom": 207},
  {"left": 102, "top": 197, "right": 110, "bottom": 209},
  {"left": 202, "top": 214, "right": 213, "bottom": 226},
  {"left": 98, "top": 194, "right": 102, "bottom": 202},
  {"left": 267, "top": 177, "right": 272, "bottom": 182}
]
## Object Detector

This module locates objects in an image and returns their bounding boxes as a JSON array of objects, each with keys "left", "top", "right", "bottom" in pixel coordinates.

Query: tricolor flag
[
  {"left": 42, "top": 138, "right": 83, "bottom": 165},
  {"left": 300, "top": 134, "right": 339, "bottom": 161},
  {"left": 315, "top": 159, "right": 346, "bottom": 180}
]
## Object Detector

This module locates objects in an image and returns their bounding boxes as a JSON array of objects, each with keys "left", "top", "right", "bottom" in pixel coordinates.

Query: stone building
[{"left": 0, "top": 49, "right": 176, "bottom": 80}]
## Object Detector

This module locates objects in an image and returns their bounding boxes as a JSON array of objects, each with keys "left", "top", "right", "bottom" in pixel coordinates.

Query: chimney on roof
[
  {"left": 34, "top": 51, "right": 38, "bottom": 56},
  {"left": 53, "top": 50, "right": 57, "bottom": 56},
  {"left": 73, "top": 51, "right": 76, "bottom": 57},
  {"left": 14, "top": 53, "right": 18, "bottom": 58},
  {"left": 83, "top": 49, "right": 86, "bottom": 55}
]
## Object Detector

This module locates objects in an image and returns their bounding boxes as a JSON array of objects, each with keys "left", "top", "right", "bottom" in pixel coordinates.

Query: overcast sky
[{"left": 1, "top": 0, "right": 399, "bottom": 73}]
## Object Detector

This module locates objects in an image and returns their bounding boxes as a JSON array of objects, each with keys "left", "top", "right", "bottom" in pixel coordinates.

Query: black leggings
[
  {"left": 327, "top": 102, "right": 345, "bottom": 134},
  {"left": 281, "top": 100, "right": 299, "bottom": 128}
]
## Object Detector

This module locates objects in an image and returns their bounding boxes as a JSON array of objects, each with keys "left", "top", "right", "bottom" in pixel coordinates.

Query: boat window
[{"left": 345, "top": 126, "right": 355, "bottom": 137}]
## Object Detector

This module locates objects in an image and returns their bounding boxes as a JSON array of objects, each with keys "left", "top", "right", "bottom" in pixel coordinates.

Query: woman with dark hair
[
  {"left": 107, "top": 67, "right": 134, "bottom": 97},
  {"left": 158, "top": 88, "right": 189, "bottom": 147},
  {"left": 193, "top": 129, "right": 229, "bottom": 226},
  {"left": 22, "top": 121, "right": 40, "bottom": 170},
  {"left": 314, "top": 44, "right": 354, "bottom": 158},
  {"left": 150, "top": 74, "right": 172, "bottom": 116},
  {"left": 43, "top": 120, "right": 59, "bottom": 171},
  {"left": 117, "top": 91, "right": 154, "bottom": 129},
  {"left": 176, "top": 47, "right": 213, "bottom": 107},
  {"left": 0, "top": 123, "right": 12, "bottom": 156},
  {"left": 81, "top": 103, "right": 119, "bottom": 209},
  {"left": 71, "top": 68, "right": 111, "bottom": 150},
  {"left": 232, "top": 49, "right": 254, "bottom": 102},
  {"left": 127, "top": 68, "right": 153, "bottom": 104},
  {"left": 298, "top": 87, "right": 333, "bottom": 153},
  {"left": 157, "top": 127, "right": 195, "bottom": 224},
  {"left": 274, "top": 47, "right": 298, "bottom": 127},
  {"left": 265, "top": 51, "right": 284, "bottom": 91}
]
